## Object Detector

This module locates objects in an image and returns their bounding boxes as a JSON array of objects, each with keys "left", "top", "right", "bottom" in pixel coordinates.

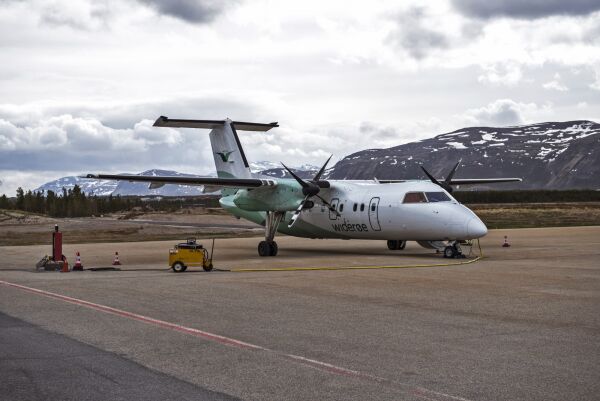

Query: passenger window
[
  {"left": 371, "top": 204, "right": 376, "bottom": 212},
  {"left": 403, "top": 192, "right": 427, "bottom": 203},
  {"left": 339, "top": 204, "right": 344, "bottom": 212},
  {"left": 425, "top": 192, "right": 451, "bottom": 202},
  {"left": 360, "top": 203, "right": 364, "bottom": 211},
  {"left": 353, "top": 203, "right": 357, "bottom": 212}
]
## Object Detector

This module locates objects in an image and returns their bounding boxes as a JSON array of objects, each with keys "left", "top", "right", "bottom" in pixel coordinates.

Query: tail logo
[{"left": 216, "top": 150, "right": 235, "bottom": 163}]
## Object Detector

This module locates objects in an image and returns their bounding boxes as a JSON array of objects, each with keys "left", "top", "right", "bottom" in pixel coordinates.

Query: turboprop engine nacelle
[{"left": 233, "top": 182, "right": 304, "bottom": 212}]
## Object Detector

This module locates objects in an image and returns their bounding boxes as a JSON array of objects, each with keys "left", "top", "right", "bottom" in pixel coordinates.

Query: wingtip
[{"left": 153, "top": 116, "right": 168, "bottom": 127}]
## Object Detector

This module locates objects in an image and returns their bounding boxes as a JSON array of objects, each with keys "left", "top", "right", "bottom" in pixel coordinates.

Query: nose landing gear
[
  {"left": 387, "top": 240, "right": 407, "bottom": 250},
  {"left": 443, "top": 242, "right": 466, "bottom": 259}
]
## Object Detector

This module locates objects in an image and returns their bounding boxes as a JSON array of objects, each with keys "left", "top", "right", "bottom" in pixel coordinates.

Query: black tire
[
  {"left": 258, "top": 241, "right": 270, "bottom": 257},
  {"left": 387, "top": 240, "right": 398, "bottom": 250},
  {"left": 172, "top": 261, "right": 186, "bottom": 272},
  {"left": 398, "top": 241, "right": 406, "bottom": 250},
  {"left": 443, "top": 246, "right": 455, "bottom": 259},
  {"left": 203, "top": 262, "right": 213, "bottom": 272},
  {"left": 269, "top": 241, "right": 278, "bottom": 256}
]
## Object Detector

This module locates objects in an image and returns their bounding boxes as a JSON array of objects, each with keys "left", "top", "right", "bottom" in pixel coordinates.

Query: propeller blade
[
  {"left": 422, "top": 165, "right": 455, "bottom": 193},
  {"left": 443, "top": 161, "right": 460, "bottom": 186},
  {"left": 316, "top": 194, "right": 340, "bottom": 217},
  {"left": 288, "top": 195, "right": 310, "bottom": 228},
  {"left": 420, "top": 166, "right": 441, "bottom": 186},
  {"left": 313, "top": 154, "right": 333, "bottom": 182},
  {"left": 281, "top": 163, "right": 309, "bottom": 188}
]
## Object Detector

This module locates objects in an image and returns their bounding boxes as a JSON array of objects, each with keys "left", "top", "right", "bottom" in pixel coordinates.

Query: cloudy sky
[{"left": 1, "top": 0, "right": 600, "bottom": 195}]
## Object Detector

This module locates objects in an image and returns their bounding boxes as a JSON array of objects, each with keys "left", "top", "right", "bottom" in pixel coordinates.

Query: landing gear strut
[{"left": 258, "top": 211, "right": 284, "bottom": 257}]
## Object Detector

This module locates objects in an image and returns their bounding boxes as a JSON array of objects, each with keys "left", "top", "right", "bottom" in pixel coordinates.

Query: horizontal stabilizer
[{"left": 153, "top": 116, "right": 279, "bottom": 131}]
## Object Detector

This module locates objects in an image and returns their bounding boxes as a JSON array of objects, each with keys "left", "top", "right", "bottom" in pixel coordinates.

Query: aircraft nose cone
[{"left": 467, "top": 218, "right": 488, "bottom": 238}]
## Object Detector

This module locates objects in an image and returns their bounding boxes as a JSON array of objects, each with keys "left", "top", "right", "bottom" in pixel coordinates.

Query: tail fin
[{"left": 153, "top": 117, "right": 278, "bottom": 178}]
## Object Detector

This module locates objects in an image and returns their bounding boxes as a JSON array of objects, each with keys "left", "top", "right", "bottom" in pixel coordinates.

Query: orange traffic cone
[
  {"left": 73, "top": 251, "right": 84, "bottom": 271},
  {"left": 112, "top": 251, "right": 121, "bottom": 265},
  {"left": 502, "top": 235, "right": 511, "bottom": 247}
]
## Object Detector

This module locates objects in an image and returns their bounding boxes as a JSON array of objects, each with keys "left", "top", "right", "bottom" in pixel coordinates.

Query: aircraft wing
[
  {"left": 449, "top": 178, "right": 522, "bottom": 185},
  {"left": 82, "top": 174, "right": 276, "bottom": 189}
]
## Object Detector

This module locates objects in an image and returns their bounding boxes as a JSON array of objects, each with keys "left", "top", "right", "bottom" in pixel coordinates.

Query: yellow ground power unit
[{"left": 168, "top": 238, "right": 214, "bottom": 272}]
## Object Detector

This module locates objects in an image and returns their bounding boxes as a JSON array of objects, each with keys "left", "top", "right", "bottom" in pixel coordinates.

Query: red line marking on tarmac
[
  {"left": 0, "top": 280, "right": 263, "bottom": 351},
  {"left": 0, "top": 280, "right": 472, "bottom": 401}
]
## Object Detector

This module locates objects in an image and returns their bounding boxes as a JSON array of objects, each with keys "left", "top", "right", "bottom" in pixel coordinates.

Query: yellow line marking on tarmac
[{"left": 225, "top": 241, "right": 484, "bottom": 272}]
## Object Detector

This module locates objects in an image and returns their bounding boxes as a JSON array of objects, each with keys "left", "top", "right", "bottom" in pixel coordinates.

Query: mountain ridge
[
  {"left": 325, "top": 120, "right": 599, "bottom": 189},
  {"left": 32, "top": 120, "right": 600, "bottom": 195}
]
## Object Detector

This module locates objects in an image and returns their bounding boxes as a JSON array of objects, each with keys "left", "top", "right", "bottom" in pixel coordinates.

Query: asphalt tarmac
[
  {"left": 1, "top": 226, "right": 599, "bottom": 401},
  {"left": 0, "top": 312, "right": 239, "bottom": 401}
]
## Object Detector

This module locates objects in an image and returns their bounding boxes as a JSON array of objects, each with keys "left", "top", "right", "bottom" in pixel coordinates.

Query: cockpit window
[
  {"left": 403, "top": 192, "right": 427, "bottom": 203},
  {"left": 425, "top": 192, "right": 451, "bottom": 202}
]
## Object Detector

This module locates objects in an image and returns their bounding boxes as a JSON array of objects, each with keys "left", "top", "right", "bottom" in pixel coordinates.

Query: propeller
[
  {"left": 420, "top": 161, "right": 460, "bottom": 193},
  {"left": 282, "top": 155, "right": 340, "bottom": 228}
]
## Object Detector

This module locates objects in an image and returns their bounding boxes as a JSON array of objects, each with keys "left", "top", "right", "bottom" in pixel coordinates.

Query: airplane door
[
  {"left": 329, "top": 198, "right": 339, "bottom": 220},
  {"left": 368, "top": 197, "right": 381, "bottom": 231}
]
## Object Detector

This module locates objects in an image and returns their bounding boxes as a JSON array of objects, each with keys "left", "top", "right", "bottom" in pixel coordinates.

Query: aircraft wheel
[
  {"left": 443, "top": 246, "right": 456, "bottom": 258},
  {"left": 398, "top": 240, "right": 406, "bottom": 250},
  {"left": 258, "top": 241, "right": 271, "bottom": 257},
  {"left": 172, "top": 262, "right": 187, "bottom": 272},
  {"left": 387, "top": 240, "right": 398, "bottom": 250},
  {"left": 203, "top": 262, "right": 213, "bottom": 272},
  {"left": 269, "top": 241, "right": 278, "bottom": 256}
]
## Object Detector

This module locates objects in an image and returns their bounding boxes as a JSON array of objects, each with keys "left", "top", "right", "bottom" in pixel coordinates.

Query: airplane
[{"left": 84, "top": 117, "right": 521, "bottom": 258}]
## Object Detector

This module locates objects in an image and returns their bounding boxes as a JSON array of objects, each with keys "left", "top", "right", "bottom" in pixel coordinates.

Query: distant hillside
[
  {"left": 326, "top": 121, "right": 600, "bottom": 189},
  {"left": 34, "top": 164, "right": 319, "bottom": 196},
  {"left": 35, "top": 169, "right": 208, "bottom": 197}
]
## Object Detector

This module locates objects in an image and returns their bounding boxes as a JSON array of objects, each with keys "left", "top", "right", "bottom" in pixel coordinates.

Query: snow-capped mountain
[
  {"left": 249, "top": 161, "right": 282, "bottom": 173},
  {"left": 257, "top": 163, "right": 319, "bottom": 179},
  {"left": 35, "top": 176, "right": 119, "bottom": 196},
  {"left": 326, "top": 121, "right": 600, "bottom": 189},
  {"left": 112, "top": 169, "right": 209, "bottom": 196},
  {"left": 35, "top": 169, "right": 209, "bottom": 197}
]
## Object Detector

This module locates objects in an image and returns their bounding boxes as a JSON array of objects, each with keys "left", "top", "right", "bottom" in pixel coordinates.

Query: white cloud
[
  {"left": 591, "top": 68, "right": 600, "bottom": 90},
  {"left": 451, "top": 0, "right": 600, "bottom": 19},
  {"left": 542, "top": 73, "right": 568, "bottom": 91},
  {"left": 478, "top": 62, "right": 523, "bottom": 86},
  {"left": 0, "top": 0, "right": 597, "bottom": 194},
  {"left": 386, "top": 6, "right": 450, "bottom": 60},
  {"left": 461, "top": 99, "right": 552, "bottom": 127}
]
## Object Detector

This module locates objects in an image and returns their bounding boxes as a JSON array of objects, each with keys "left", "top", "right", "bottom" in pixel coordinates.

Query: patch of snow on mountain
[
  {"left": 446, "top": 142, "right": 467, "bottom": 149},
  {"left": 536, "top": 147, "right": 553, "bottom": 159},
  {"left": 249, "top": 161, "right": 281, "bottom": 172}
]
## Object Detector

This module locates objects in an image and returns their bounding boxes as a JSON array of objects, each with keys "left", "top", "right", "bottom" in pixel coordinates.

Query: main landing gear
[
  {"left": 387, "top": 240, "right": 406, "bottom": 250},
  {"left": 258, "top": 211, "right": 284, "bottom": 257}
]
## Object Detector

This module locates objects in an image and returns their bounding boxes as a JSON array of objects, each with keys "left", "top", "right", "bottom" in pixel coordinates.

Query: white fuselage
[{"left": 221, "top": 180, "right": 487, "bottom": 241}]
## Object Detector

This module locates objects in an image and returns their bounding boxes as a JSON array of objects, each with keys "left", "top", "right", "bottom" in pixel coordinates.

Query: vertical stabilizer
[{"left": 209, "top": 119, "right": 252, "bottom": 179}]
